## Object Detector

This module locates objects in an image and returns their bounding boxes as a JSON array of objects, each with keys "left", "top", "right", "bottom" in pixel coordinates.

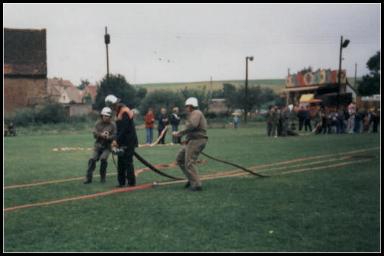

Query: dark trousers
[
  {"left": 158, "top": 129, "right": 167, "bottom": 144},
  {"left": 298, "top": 118, "right": 304, "bottom": 131},
  {"left": 117, "top": 150, "right": 135, "bottom": 186},
  {"left": 304, "top": 119, "right": 312, "bottom": 131},
  {"left": 267, "top": 122, "right": 272, "bottom": 136}
]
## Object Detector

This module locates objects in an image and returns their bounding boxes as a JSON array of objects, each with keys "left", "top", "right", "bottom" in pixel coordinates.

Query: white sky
[{"left": 3, "top": 3, "right": 381, "bottom": 86}]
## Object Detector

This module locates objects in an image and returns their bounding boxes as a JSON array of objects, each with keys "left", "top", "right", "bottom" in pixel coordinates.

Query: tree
[
  {"left": 358, "top": 51, "right": 380, "bottom": 96},
  {"left": 94, "top": 74, "right": 137, "bottom": 110},
  {"left": 78, "top": 79, "right": 90, "bottom": 90},
  {"left": 298, "top": 66, "right": 313, "bottom": 74},
  {"left": 139, "top": 90, "right": 184, "bottom": 116},
  {"left": 222, "top": 83, "right": 238, "bottom": 111},
  {"left": 179, "top": 87, "right": 209, "bottom": 113}
]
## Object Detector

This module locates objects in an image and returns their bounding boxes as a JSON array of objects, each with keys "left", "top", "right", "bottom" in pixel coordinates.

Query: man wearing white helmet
[
  {"left": 173, "top": 97, "right": 208, "bottom": 191},
  {"left": 105, "top": 94, "right": 138, "bottom": 187},
  {"left": 84, "top": 107, "right": 116, "bottom": 184}
]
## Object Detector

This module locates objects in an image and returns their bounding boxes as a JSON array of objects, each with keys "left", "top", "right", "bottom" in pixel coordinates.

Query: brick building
[{"left": 4, "top": 28, "right": 48, "bottom": 118}]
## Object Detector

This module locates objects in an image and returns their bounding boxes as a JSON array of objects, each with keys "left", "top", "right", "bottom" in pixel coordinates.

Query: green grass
[{"left": 4, "top": 124, "right": 380, "bottom": 252}]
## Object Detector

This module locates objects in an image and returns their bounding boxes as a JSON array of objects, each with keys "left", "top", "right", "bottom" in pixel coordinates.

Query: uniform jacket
[
  {"left": 115, "top": 104, "right": 138, "bottom": 150},
  {"left": 178, "top": 109, "right": 208, "bottom": 141}
]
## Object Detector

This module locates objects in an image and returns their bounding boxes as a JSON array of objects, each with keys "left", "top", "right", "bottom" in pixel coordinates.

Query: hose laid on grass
[
  {"left": 133, "top": 152, "right": 184, "bottom": 181},
  {"left": 200, "top": 152, "right": 268, "bottom": 178}
]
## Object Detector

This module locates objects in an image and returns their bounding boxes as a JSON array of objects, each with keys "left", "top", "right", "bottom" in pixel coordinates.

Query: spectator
[
  {"left": 297, "top": 106, "right": 305, "bottom": 131},
  {"left": 370, "top": 108, "right": 380, "bottom": 133},
  {"left": 347, "top": 102, "right": 356, "bottom": 133},
  {"left": 304, "top": 106, "right": 312, "bottom": 132},
  {"left": 170, "top": 107, "right": 181, "bottom": 143},
  {"left": 144, "top": 108, "right": 155, "bottom": 144},
  {"left": 157, "top": 108, "right": 169, "bottom": 144}
]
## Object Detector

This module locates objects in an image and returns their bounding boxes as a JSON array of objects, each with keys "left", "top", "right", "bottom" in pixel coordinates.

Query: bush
[
  {"left": 12, "top": 108, "right": 36, "bottom": 126},
  {"left": 11, "top": 103, "right": 67, "bottom": 126},
  {"left": 35, "top": 103, "right": 67, "bottom": 124}
]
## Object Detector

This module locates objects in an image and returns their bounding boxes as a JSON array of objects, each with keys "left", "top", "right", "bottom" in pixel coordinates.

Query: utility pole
[
  {"left": 244, "top": 56, "right": 254, "bottom": 124},
  {"left": 338, "top": 35, "right": 350, "bottom": 108},
  {"left": 354, "top": 63, "right": 357, "bottom": 88},
  {"left": 104, "top": 26, "right": 110, "bottom": 79}
]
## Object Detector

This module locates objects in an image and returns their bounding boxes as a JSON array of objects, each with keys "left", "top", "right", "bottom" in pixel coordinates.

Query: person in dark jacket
[
  {"left": 303, "top": 106, "right": 312, "bottom": 132},
  {"left": 297, "top": 106, "right": 305, "bottom": 131},
  {"left": 105, "top": 95, "right": 138, "bottom": 187},
  {"left": 170, "top": 107, "right": 181, "bottom": 144},
  {"left": 157, "top": 108, "right": 169, "bottom": 144},
  {"left": 370, "top": 108, "right": 380, "bottom": 133}
]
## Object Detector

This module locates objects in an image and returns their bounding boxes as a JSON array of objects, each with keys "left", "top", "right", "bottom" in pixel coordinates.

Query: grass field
[{"left": 4, "top": 123, "right": 380, "bottom": 252}]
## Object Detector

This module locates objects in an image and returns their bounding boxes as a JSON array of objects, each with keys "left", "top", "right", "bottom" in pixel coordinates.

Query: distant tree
[
  {"left": 222, "top": 83, "right": 238, "bottom": 111},
  {"left": 179, "top": 87, "right": 209, "bottom": 113},
  {"left": 139, "top": 90, "right": 184, "bottom": 116},
  {"left": 78, "top": 79, "right": 90, "bottom": 90},
  {"left": 358, "top": 51, "right": 380, "bottom": 96},
  {"left": 94, "top": 74, "right": 137, "bottom": 110},
  {"left": 298, "top": 66, "right": 313, "bottom": 74}
]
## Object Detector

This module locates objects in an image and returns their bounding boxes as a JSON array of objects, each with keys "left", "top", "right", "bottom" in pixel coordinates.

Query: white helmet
[
  {"left": 185, "top": 97, "right": 198, "bottom": 107},
  {"left": 105, "top": 94, "right": 119, "bottom": 105},
  {"left": 100, "top": 107, "right": 112, "bottom": 117}
]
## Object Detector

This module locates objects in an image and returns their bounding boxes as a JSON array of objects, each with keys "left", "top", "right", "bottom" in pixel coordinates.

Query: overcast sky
[{"left": 4, "top": 3, "right": 381, "bottom": 85}]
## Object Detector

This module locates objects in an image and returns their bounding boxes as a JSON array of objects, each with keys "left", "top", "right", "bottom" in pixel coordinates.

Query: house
[
  {"left": 47, "top": 78, "right": 92, "bottom": 117},
  {"left": 47, "top": 78, "right": 83, "bottom": 103},
  {"left": 81, "top": 84, "right": 98, "bottom": 103},
  {"left": 4, "top": 28, "right": 47, "bottom": 117},
  {"left": 207, "top": 98, "right": 229, "bottom": 115}
]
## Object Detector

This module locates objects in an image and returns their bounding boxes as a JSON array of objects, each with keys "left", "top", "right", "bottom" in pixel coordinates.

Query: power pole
[
  {"left": 244, "top": 56, "right": 253, "bottom": 124},
  {"left": 338, "top": 36, "right": 343, "bottom": 108},
  {"left": 354, "top": 63, "right": 357, "bottom": 88},
  {"left": 338, "top": 36, "right": 350, "bottom": 108},
  {"left": 104, "top": 26, "right": 110, "bottom": 79}
]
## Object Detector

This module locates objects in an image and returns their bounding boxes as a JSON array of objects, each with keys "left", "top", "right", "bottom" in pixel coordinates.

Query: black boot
[
  {"left": 100, "top": 159, "right": 108, "bottom": 183},
  {"left": 84, "top": 159, "right": 96, "bottom": 184},
  {"left": 127, "top": 162, "right": 136, "bottom": 187},
  {"left": 184, "top": 181, "right": 191, "bottom": 189}
]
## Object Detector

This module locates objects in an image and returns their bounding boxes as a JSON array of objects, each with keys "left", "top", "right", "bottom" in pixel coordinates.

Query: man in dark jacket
[
  {"left": 157, "top": 107, "right": 169, "bottom": 144},
  {"left": 170, "top": 107, "right": 181, "bottom": 144},
  {"left": 105, "top": 95, "right": 138, "bottom": 187}
]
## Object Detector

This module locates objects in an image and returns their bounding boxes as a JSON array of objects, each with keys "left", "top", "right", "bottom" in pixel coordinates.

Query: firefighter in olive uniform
[
  {"left": 173, "top": 97, "right": 208, "bottom": 191},
  {"left": 84, "top": 107, "right": 116, "bottom": 184}
]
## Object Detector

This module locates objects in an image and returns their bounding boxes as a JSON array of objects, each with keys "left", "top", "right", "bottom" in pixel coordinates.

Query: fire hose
[
  {"left": 111, "top": 149, "right": 183, "bottom": 181},
  {"left": 111, "top": 125, "right": 267, "bottom": 182},
  {"left": 200, "top": 152, "right": 268, "bottom": 178}
]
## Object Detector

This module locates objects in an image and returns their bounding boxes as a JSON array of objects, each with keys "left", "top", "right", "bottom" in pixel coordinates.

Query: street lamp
[
  {"left": 104, "top": 26, "right": 111, "bottom": 79},
  {"left": 338, "top": 36, "right": 350, "bottom": 107},
  {"left": 244, "top": 56, "right": 254, "bottom": 124}
]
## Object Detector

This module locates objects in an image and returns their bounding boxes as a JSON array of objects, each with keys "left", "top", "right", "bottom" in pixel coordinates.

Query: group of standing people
[
  {"left": 266, "top": 102, "right": 380, "bottom": 137},
  {"left": 84, "top": 95, "right": 138, "bottom": 187},
  {"left": 266, "top": 104, "right": 298, "bottom": 137},
  {"left": 311, "top": 102, "right": 380, "bottom": 135},
  {"left": 144, "top": 107, "right": 181, "bottom": 145},
  {"left": 84, "top": 95, "right": 208, "bottom": 192}
]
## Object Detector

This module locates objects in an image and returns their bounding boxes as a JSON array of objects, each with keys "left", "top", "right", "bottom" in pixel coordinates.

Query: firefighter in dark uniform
[{"left": 105, "top": 95, "right": 139, "bottom": 187}]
